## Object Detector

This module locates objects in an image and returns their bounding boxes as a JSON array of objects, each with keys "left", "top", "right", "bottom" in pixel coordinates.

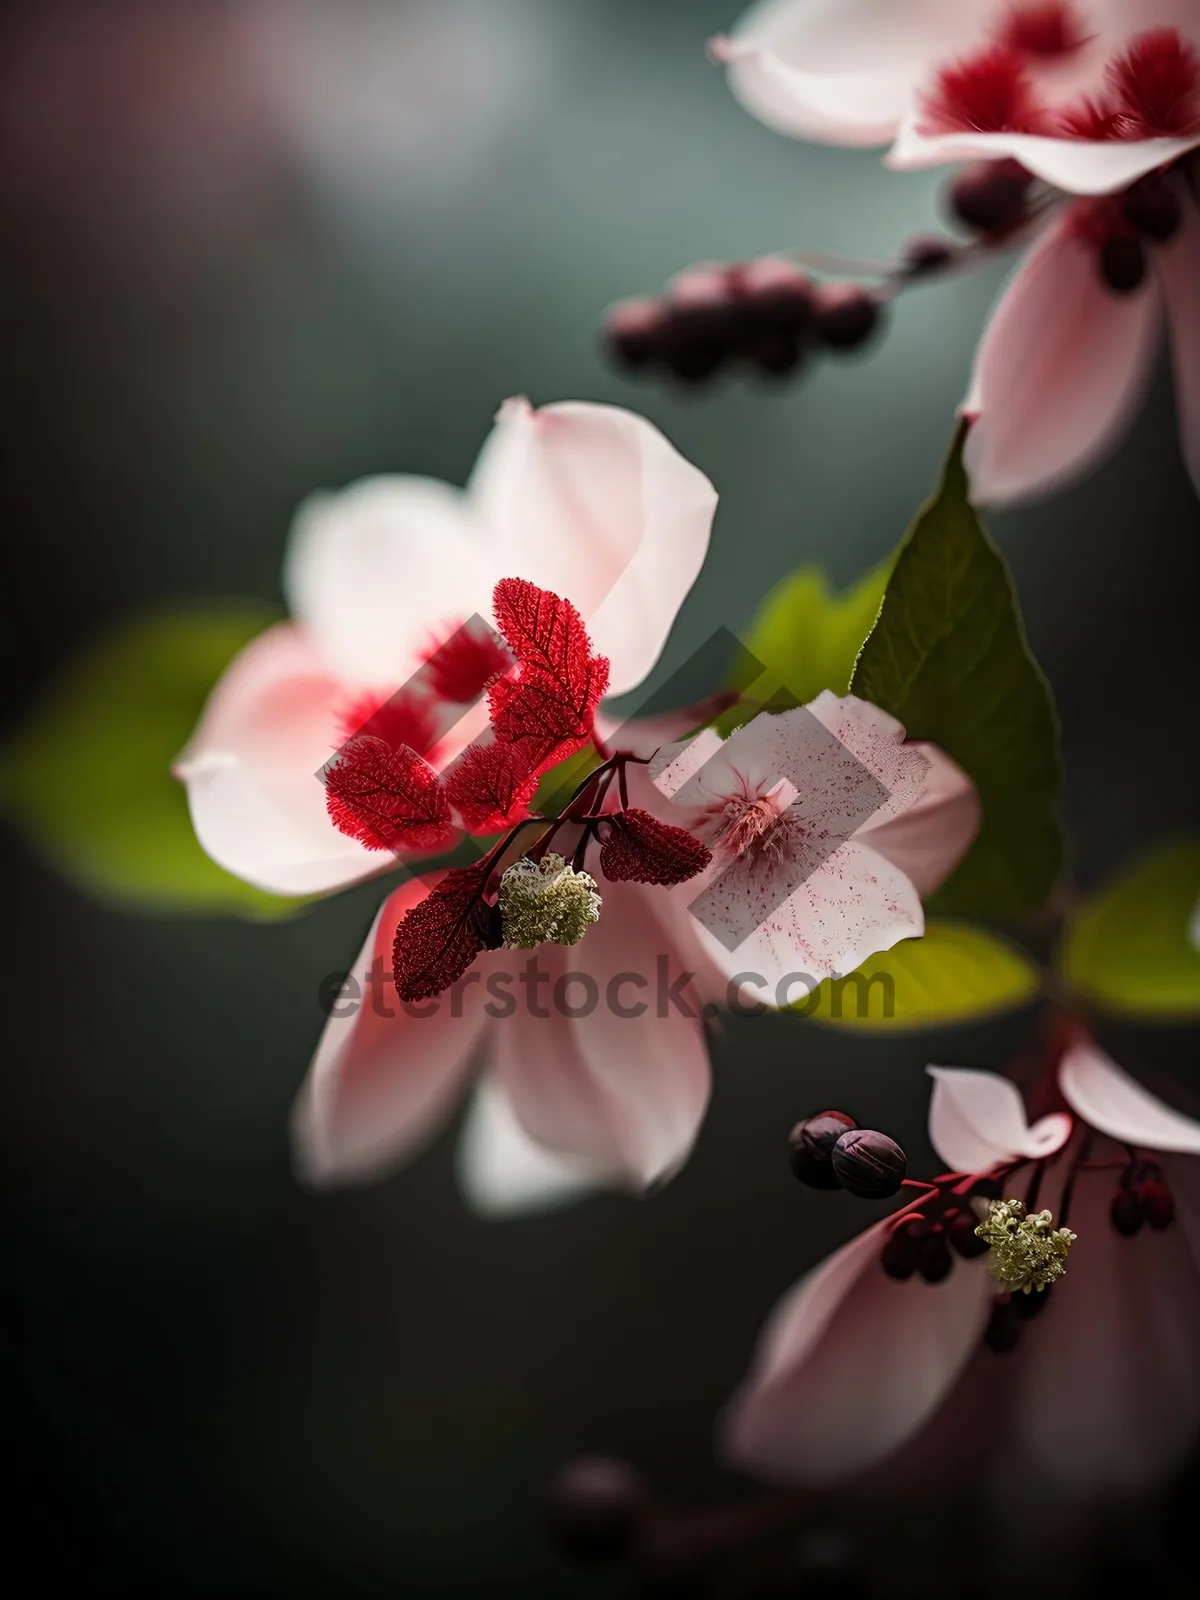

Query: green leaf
[
  {"left": 797, "top": 921, "right": 1042, "bottom": 1030},
  {"left": 1060, "top": 840, "right": 1200, "bottom": 1019},
  {"left": 0, "top": 601, "right": 308, "bottom": 919},
  {"left": 850, "top": 428, "right": 1063, "bottom": 920},
  {"left": 717, "top": 559, "right": 893, "bottom": 734}
]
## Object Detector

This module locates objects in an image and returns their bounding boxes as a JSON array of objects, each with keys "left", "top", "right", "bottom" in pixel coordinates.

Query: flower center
[
  {"left": 997, "top": 2, "right": 1087, "bottom": 60},
  {"left": 974, "top": 1197, "right": 1076, "bottom": 1293},
  {"left": 709, "top": 779, "right": 797, "bottom": 864},
  {"left": 498, "top": 852, "right": 602, "bottom": 949}
]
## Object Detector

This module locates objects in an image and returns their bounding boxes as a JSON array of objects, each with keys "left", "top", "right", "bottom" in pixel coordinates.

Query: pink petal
[
  {"left": 175, "top": 622, "right": 385, "bottom": 896},
  {"left": 468, "top": 399, "right": 716, "bottom": 695},
  {"left": 492, "top": 882, "right": 712, "bottom": 1189},
  {"left": 1158, "top": 189, "right": 1200, "bottom": 498},
  {"left": 722, "top": 0, "right": 984, "bottom": 146},
  {"left": 858, "top": 741, "right": 981, "bottom": 898},
  {"left": 723, "top": 1219, "right": 993, "bottom": 1484},
  {"left": 804, "top": 692, "right": 933, "bottom": 830},
  {"left": 692, "top": 836, "right": 924, "bottom": 997},
  {"left": 291, "top": 879, "right": 488, "bottom": 1185},
  {"left": 455, "top": 1081, "right": 602, "bottom": 1217},
  {"left": 1010, "top": 1159, "right": 1200, "bottom": 1493},
  {"left": 1059, "top": 1041, "right": 1200, "bottom": 1154},
  {"left": 963, "top": 212, "right": 1160, "bottom": 506},
  {"left": 927, "top": 1067, "right": 1073, "bottom": 1174},
  {"left": 284, "top": 474, "right": 493, "bottom": 689},
  {"left": 887, "top": 120, "right": 1200, "bottom": 193}
]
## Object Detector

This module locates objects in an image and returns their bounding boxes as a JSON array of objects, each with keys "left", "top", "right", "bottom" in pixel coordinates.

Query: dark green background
[{"left": 3, "top": 1, "right": 1198, "bottom": 1593}]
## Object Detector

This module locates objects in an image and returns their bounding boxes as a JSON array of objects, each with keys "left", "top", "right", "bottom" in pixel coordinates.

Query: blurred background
[{"left": 2, "top": 0, "right": 1198, "bottom": 1593}]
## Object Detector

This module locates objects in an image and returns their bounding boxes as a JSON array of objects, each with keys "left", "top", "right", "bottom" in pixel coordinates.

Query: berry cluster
[
  {"left": 604, "top": 258, "right": 885, "bottom": 387},
  {"left": 788, "top": 1109, "right": 908, "bottom": 1199}
]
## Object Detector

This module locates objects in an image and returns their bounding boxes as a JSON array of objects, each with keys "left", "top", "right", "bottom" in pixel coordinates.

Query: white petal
[
  {"left": 176, "top": 623, "right": 385, "bottom": 896},
  {"left": 284, "top": 474, "right": 494, "bottom": 689},
  {"left": 1059, "top": 1041, "right": 1200, "bottom": 1154},
  {"left": 858, "top": 741, "right": 980, "bottom": 898},
  {"left": 888, "top": 121, "right": 1200, "bottom": 194},
  {"left": 455, "top": 1080, "right": 603, "bottom": 1217},
  {"left": 963, "top": 212, "right": 1160, "bottom": 506},
  {"left": 723, "top": 1217, "right": 993, "bottom": 1484},
  {"left": 469, "top": 399, "right": 716, "bottom": 695},
  {"left": 927, "top": 1066, "right": 1073, "bottom": 1173},
  {"left": 723, "top": 0, "right": 984, "bottom": 146},
  {"left": 1158, "top": 189, "right": 1200, "bottom": 499},
  {"left": 291, "top": 882, "right": 488, "bottom": 1185}
]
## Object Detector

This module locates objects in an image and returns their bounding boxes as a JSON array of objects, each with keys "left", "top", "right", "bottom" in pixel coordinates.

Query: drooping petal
[
  {"left": 468, "top": 399, "right": 716, "bottom": 695},
  {"left": 1059, "top": 1041, "right": 1200, "bottom": 1154},
  {"left": 291, "top": 880, "right": 489, "bottom": 1185},
  {"left": 455, "top": 1080, "right": 603, "bottom": 1217},
  {"left": 858, "top": 742, "right": 981, "bottom": 898},
  {"left": 284, "top": 475, "right": 494, "bottom": 689},
  {"left": 691, "top": 836, "right": 924, "bottom": 998},
  {"left": 491, "top": 882, "right": 712, "bottom": 1190},
  {"left": 927, "top": 1066, "right": 1073, "bottom": 1173},
  {"left": 1009, "top": 1160, "right": 1200, "bottom": 1494},
  {"left": 175, "top": 622, "right": 385, "bottom": 896},
  {"left": 963, "top": 212, "right": 1160, "bottom": 505},
  {"left": 888, "top": 121, "right": 1200, "bottom": 193},
  {"left": 1158, "top": 188, "right": 1200, "bottom": 497},
  {"left": 721, "top": 0, "right": 985, "bottom": 146},
  {"left": 723, "top": 1218, "right": 993, "bottom": 1484}
]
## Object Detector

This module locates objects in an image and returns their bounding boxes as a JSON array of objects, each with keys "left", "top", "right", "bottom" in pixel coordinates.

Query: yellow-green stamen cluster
[
  {"left": 498, "top": 853, "right": 601, "bottom": 950},
  {"left": 975, "top": 1198, "right": 1076, "bottom": 1294}
]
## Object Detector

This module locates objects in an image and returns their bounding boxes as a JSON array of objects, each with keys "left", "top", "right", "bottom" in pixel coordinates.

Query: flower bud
[
  {"left": 788, "top": 1110, "right": 856, "bottom": 1189},
  {"left": 813, "top": 283, "right": 882, "bottom": 350},
  {"left": 1138, "top": 1175, "right": 1175, "bottom": 1231},
  {"left": 947, "top": 159, "right": 1031, "bottom": 235},
  {"left": 547, "top": 1456, "right": 647, "bottom": 1566},
  {"left": 1110, "top": 1185, "right": 1145, "bottom": 1236},
  {"left": 1098, "top": 235, "right": 1147, "bottom": 294},
  {"left": 830, "top": 1128, "right": 908, "bottom": 1198}
]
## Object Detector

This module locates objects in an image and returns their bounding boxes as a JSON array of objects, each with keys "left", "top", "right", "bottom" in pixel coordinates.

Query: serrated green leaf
[
  {"left": 795, "top": 921, "right": 1042, "bottom": 1030},
  {"left": 1060, "top": 840, "right": 1200, "bottom": 1019},
  {"left": 717, "top": 559, "right": 893, "bottom": 735},
  {"left": 0, "top": 601, "right": 308, "bottom": 919},
  {"left": 850, "top": 428, "right": 1063, "bottom": 920}
]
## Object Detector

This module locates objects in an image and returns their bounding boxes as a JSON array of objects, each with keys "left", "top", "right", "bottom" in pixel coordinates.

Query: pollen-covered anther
[
  {"left": 498, "top": 852, "right": 601, "bottom": 950},
  {"left": 974, "top": 1197, "right": 1077, "bottom": 1294}
]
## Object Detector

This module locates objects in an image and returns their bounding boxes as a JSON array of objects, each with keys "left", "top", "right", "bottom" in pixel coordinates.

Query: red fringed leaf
[
  {"left": 323, "top": 735, "right": 456, "bottom": 853},
  {"left": 443, "top": 737, "right": 540, "bottom": 835},
  {"left": 392, "top": 861, "right": 500, "bottom": 1002},
  {"left": 488, "top": 578, "right": 610, "bottom": 777},
  {"left": 599, "top": 808, "right": 712, "bottom": 886}
]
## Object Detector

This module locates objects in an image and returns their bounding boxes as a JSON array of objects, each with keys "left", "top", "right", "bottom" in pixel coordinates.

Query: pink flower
[
  {"left": 724, "top": 1039, "right": 1200, "bottom": 1498},
  {"left": 650, "top": 693, "right": 980, "bottom": 1006},
  {"left": 715, "top": 4, "right": 1200, "bottom": 502},
  {"left": 292, "top": 860, "right": 723, "bottom": 1206},
  {"left": 175, "top": 398, "right": 717, "bottom": 895}
]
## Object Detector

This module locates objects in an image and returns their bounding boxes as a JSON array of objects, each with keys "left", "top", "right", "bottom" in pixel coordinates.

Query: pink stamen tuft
[
  {"left": 336, "top": 689, "right": 438, "bottom": 755},
  {"left": 920, "top": 45, "right": 1044, "bottom": 135},
  {"left": 997, "top": 2, "right": 1088, "bottom": 60},
  {"left": 1108, "top": 27, "right": 1200, "bottom": 138},
  {"left": 421, "top": 616, "right": 514, "bottom": 706}
]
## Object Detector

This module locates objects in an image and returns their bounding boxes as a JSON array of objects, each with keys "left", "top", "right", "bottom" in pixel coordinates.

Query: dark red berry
[
  {"left": 880, "top": 1214, "right": 928, "bottom": 1280},
  {"left": 604, "top": 298, "right": 665, "bottom": 369},
  {"left": 547, "top": 1457, "right": 647, "bottom": 1566},
  {"left": 813, "top": 283, "right": 882, "bottom": 350},
  {"left": 1110, "top": 1185, "right": 1145, "bottom": 1236},
  {"left": 1012, "top": 1283, "right": 1053, "bottom": 1319},
  {"left": 1138, "top": 1175, "right": 1175, "bottom": 1230},
  {"left": 788, "top": 1111, "right": 856, "bottom": 1189},
  {"left": 945, "top": 1206, "right": 990, "bottom": 1259},
  {"left": 903, "top": 234, "right": 957, "bottom": 277},
  {"left": 917, "top": 1228, "right": 954, "bottom": 1284},
  {"left": 830, "top": 1128, "right": 907, "bottom": 1198},
  {"left": 736, "top": 256, "right": 815, "bottom": 336},
  {"left": 1099, "top": 235, "right": 1147, "bottom": 293},
  {"left": 947, "top": 159, "right": 1032, "bottom": 235},
  {"left": 1121, "top": 175, "right": 1182, "bottom": 242}
]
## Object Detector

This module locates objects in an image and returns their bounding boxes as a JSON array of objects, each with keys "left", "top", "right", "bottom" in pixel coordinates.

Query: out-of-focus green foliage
[
  {"left": 0, "top": 602, "right": 308, "bottom": 918},
  {"left": 1060, "top": 840, "right": 1200, "bottom": 1019},
  {"left": 718, "top": 559, "right": 892, "bottom": 733},
  {"left": 798, "top": 921, "right": 1042, "bottom": 1030},
  {"left": 853, "top": 430, "right": 1063, "bottom": 921}
]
